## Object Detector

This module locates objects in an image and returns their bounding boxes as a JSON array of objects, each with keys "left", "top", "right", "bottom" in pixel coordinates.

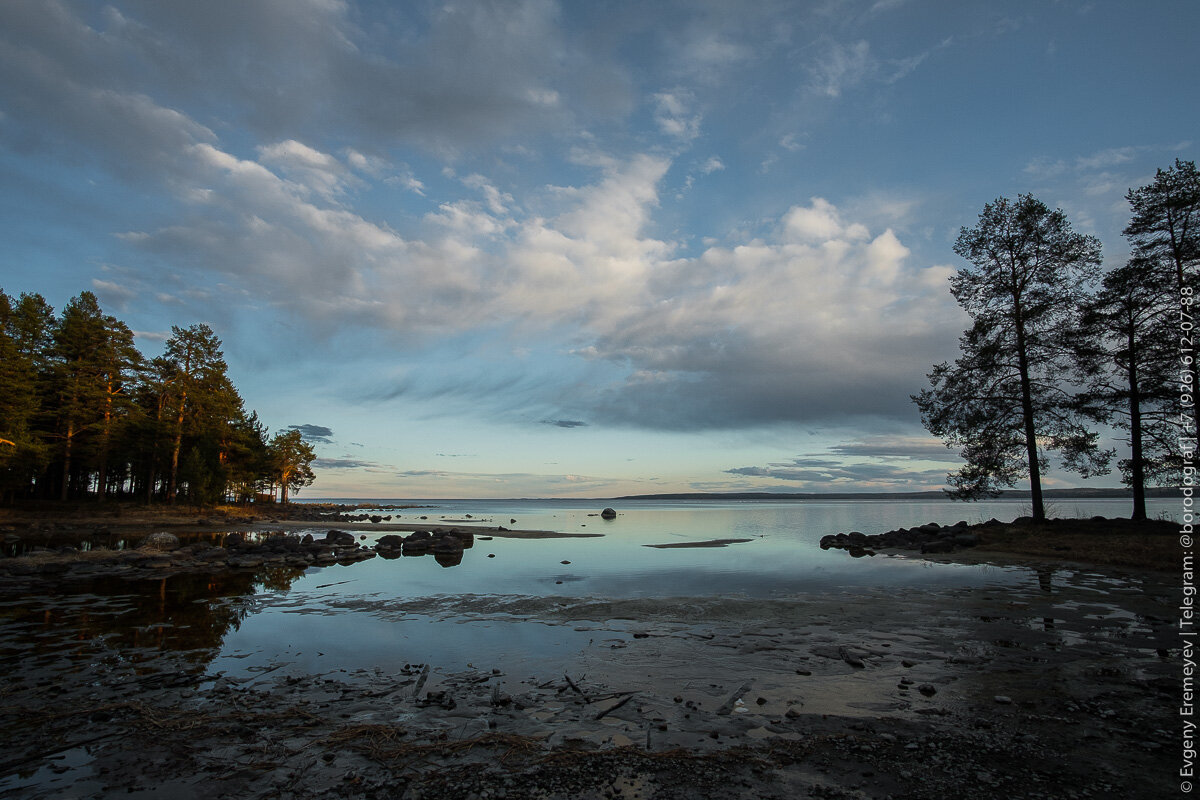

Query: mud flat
[{"left": 0, "top": 549, "right": 1181, "bottom": 799}]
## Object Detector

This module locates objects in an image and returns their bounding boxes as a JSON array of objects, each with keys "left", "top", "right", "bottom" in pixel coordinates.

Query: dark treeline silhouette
[
  {"left": 915, "top": 160, "right": 1199, "bottom": 521},
  {"left": 0, "top": 290, "right": 315, "bottom": 505}
]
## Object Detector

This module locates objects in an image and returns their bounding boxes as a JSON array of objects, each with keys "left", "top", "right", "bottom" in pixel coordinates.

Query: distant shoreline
[
  {"left": 613, "top": 488, "right": 1174, "bottom": 501},
  {"left": 295, "top": 487, "right": 1176, "bottom": 504}
]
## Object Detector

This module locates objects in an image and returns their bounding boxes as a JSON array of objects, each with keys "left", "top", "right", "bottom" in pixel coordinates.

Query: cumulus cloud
[
  {"left": 0, "top": 1, "right": 966, "bottom": 436},
  {"left": 258, "top": 139, "right": 358, "bottom": 200}
]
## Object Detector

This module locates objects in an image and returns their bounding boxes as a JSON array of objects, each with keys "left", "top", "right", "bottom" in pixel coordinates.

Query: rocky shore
[{"left": 819, "top": 515, "right": 1181, "bottom": 572}]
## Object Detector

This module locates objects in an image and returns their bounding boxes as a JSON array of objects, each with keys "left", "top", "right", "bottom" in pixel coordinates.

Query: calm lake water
[
  {"left": 284, "top": 496, "right": 1178, "bottom": 600},
  {"left": 8, "top": 497, "right": 1180, "bottom": 685},
  {"left": 199, "top": 497, "right": 1175, "bottom": 676}
]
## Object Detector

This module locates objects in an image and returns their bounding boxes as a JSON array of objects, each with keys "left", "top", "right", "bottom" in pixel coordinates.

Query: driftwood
[
  {"left": 594, "top": 693, "right": 635, "bottom": 720},
  {"left": 563, "top": 673, "right": 591, "bottom": 703}
]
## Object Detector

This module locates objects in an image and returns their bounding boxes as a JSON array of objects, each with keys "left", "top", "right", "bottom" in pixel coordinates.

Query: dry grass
[{"left": 972, "top": 519, "right": 1180, "bottom": 572}]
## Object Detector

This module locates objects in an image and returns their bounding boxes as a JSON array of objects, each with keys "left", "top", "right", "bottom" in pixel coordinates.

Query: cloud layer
[
  {"left": 0, "top": 0, "right": 964, "bottom": 432},
  {"left": 5, "top": 1, "right": 1193, "bottom": 496}
]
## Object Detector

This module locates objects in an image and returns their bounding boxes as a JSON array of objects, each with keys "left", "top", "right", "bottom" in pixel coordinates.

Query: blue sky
[{"left": 1, "top": 0, "right": 1197, "bottom": 498}]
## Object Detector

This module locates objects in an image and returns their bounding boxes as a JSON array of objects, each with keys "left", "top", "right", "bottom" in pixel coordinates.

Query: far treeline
[
  {"left": 915, "top": 159, "right": 1198, "bottom": 522},
  {"left": 0, "top": 296, "right": 316, "bottom": 505}
]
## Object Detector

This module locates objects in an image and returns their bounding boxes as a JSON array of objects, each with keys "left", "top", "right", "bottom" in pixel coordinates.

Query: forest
[{"left": 0, "top": 292, "right": 315, "bottom": 505}]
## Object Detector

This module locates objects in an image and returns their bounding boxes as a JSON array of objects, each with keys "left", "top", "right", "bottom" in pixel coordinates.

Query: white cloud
[
  {"left": 782, "top": 198, "right": 869, "bottom": 243},
  {"left": 653, "top": 91, "right": 702, "bottom": 141},
  {"left": 258, "top": 139, "right": 357, "bottom": 200}
]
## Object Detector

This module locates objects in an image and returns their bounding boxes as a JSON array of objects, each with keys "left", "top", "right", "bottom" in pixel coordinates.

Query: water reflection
[{"left": 0, "top": 564, "right": 307, "bottom": 680}]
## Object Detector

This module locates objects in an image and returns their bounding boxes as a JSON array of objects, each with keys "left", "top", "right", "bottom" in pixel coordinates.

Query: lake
[
  {"left": 2, "top": 498, "right": 1181, "bottom": 800},
  {"left": 196, "top": 496, "right": 1175, "bottom": 678},
  {"left": 2, "top": 496, "right": 1177, "bottom": 688}
]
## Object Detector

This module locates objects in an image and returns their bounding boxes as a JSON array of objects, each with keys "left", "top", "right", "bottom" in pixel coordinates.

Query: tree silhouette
[
  {"left": 914, "top": 195, "right": 1109, "bottom": 520},
  {"left": 1076, "top": 257, "right": 1179, "bottom": 519}
]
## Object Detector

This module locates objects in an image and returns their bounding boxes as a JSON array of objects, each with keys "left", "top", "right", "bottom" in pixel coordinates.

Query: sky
[{"left": 1, "top": 0, "right": 1197, "bottom": 499}]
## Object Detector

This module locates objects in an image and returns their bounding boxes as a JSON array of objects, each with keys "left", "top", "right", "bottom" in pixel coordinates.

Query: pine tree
[
  {"left": 46, "top": 292, "right": 110, "bottom": 500},
  {"left": 0, "top": 291, "right": 53, "bottom": 500},
  {"left": 268, "top": 429, "right": 316, "bottom": 504},
  {"left": 93, "top": 312, "right": 142, "bottom": 500},
  {"left": 161, "top": 324, "right": 229, "bottom": 502},
  {"left": 1076, "top": 258, "right": 1179, "bottom": 519},
  {"left": 913, "top": 195, "right": 1109, "bottom": 520},
  {"left": 1124, "top": 159, "right": 1200, "bottom": 474}
]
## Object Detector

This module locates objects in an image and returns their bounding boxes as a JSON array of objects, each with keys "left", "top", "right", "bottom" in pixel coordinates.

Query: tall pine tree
[
  {"left": 914, "top": 195, "right": 1109, "bottom": 520},
  {"left": 1076, "top": 258, "right": 1179, "bottom": 519}
]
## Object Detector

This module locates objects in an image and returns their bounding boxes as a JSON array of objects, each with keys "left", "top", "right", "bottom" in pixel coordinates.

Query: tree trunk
[
  {"left": 1014, "top": 316, "right": 1045, "bottom": 521},
  {"left": 1126, "top": 326, "right": 1147, "bottom": 521},
  {"left": 168, "top": 389, "right": 186, "bottom": 503},
  {"left": 60, "top": 420, "right": 74, "bottom": 502},
  {"left": 97, "top": 382, "right": 113, "bottom": 503}
]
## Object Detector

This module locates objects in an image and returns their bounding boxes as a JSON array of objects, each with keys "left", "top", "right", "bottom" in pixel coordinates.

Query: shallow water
[
  {"left": 0, "top": 497, "right": 1181, "bottom": 800},
  {"left": 2, "top": 497, "right": 1178, "bottom": 687}
]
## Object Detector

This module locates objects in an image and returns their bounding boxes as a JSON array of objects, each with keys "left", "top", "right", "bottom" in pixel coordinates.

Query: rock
[
  {"left": 600, "top": 508, "right": 617, "bottom": 520},
  {"left": 918, "top": 683, "right": 937, "bottom": 697},
  {"left": 431, "top": 535, "right": 464, "bottom": 555},
  {"left": 838, "top": 646, "right": 866, "bottom": 668},
  {"left": 401, "top": 536, "right": 431, "bottom": 554},
  {"left": 141, "top": 532, "right": 181, "bottom": 551},
  {"left": 994, "top": 695, "right": 1013, "bottom": 704},
  {"left": 324, "top": 530, "right": 356, "bottom": 545}
]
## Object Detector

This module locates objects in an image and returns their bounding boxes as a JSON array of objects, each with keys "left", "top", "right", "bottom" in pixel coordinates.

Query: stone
[
  {"left": 141, "top": 532, "right": 181, "bottom": 551},
  {"left": 324, "top": 530, "right": 356, "bottom": 545},
  {"left": 431, "top": 535, "right": 465, "bottom": 555},
  {"left": 600, "top": 508, "right": 617, "bottom": 520}
]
